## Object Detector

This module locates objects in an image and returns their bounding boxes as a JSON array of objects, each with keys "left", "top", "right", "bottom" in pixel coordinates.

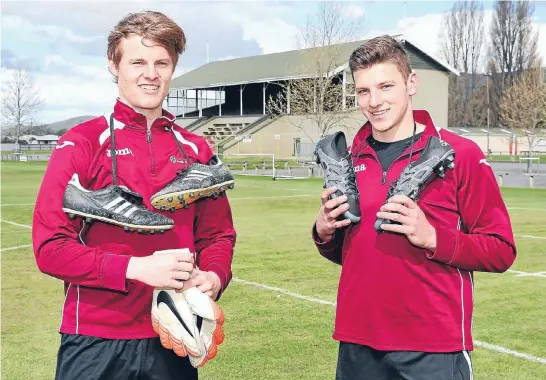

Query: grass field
[{"left": 1, "top": 161, "right": 545, "bottom": 379}]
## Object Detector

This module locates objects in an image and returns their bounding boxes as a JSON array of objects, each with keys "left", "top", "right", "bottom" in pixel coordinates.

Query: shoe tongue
[
  {"left": 332, "top": 132, "right": 348, "bottom": 155},
  {"left": 116, "top": 186, "right": 143, "bottom": 205}
]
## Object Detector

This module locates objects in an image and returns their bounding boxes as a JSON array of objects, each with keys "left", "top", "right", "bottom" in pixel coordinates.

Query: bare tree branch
[
  {"left": 500, "top": 66, "right": 546, "bottom": 171},
  {"left": 440, "top": 0, "right": 484, "bottom": 74},
  {"left": 488, "top": 0, "right": 540, "bottom": 128},
  {"left": 1, "top": 67, "right": 45, "bottom": 151},
  {"left": 438, "top": 0, "right": 485, "bottom": 128},
  {"left": 267, "top": 2, "right": 366, "bottom": 142}
]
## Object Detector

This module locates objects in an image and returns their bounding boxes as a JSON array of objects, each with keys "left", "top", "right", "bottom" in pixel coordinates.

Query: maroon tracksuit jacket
[
  {"left": 32, "top": 99, "right": 236, "bottom": 339},
  {"left": 314, "top": 110, "right": 516, "bottom": 352}
]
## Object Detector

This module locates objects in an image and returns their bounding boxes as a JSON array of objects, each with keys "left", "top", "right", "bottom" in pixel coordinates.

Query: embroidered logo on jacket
[
  {"left": 479, "top": 158, "right": 491, "bottom": 167},
  {"left": 170, "top": 155, "right": 188, "bottom": 165},
  {"left": 354, "top": 164, "right": 367, "bottom": 172},
  {"left": 56, "top": 141, "right": 75, "bottom": 149},
  {"left": 107, "top": 148, "right": 134, "bottom": 157}
]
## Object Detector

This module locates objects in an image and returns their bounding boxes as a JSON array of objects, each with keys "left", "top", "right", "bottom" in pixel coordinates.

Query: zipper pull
[
  {"left": 147, "top": 128, "right": 152, "bottom": 143},
  {"left": 382, "top": 171, "right": 387, "bottom": 184}
]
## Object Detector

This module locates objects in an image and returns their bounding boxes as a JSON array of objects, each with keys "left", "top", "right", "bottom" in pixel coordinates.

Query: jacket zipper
[
  {"left": 147, "top": 127, "right": 155, "bottom": 175},
  {"left": 381, "top": 145, "right": 426, "bottom": 185}
]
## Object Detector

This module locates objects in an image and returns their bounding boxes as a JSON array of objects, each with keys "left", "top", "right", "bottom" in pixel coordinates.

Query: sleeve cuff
[
  {"left": 312, "top": 223, "right": 339, "bottom": 251},
  {"left": 426, "top": 227, "right": 459, "bottom": 264},
  {"left": 101, "top": 253, "right": 132, "bottom": 292},
  {"left": 203, "top": 263, "right": 230, "bottom": 301}
]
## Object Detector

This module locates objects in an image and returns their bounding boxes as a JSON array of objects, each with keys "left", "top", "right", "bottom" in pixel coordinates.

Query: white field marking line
[
  {"left": 230, "top": 194, "right": 314, "bottom": 200},
  {"left": 0, "top": 195, "right": 316, "bottom": 207},
  {"left": 233, "top": 278, "right": 336, "bottom": 306},
  {"left": 0, "top": 220, "right": 31, "bottom": 229},
  {"left": 0, "top": 244, "right": 32, "bottom": 252},
  {"left": 507, "top": 207, "right": 546, "bottom": 211},
  {"left": 473, "top": 341, "right": 546, "bottom": 365},
  {"left": 233, "top": 277, "right": 546, "bottom": 365},
  {"left": 515, "top": 234, "right": 546, "bottom": 240},
  {"left": 1, "top": 219, "right": 546, "bottom": 275},
  {"left": 245, "top": 185, "right": 315, "bottom": 192},
  {"left": 1, "top": 202, "right": 544, "bottom": 209},
  {"left": 507, "top": 270, "right": 546, "bottom": 278},
  {"left": 0, "top": 203, "right": 543, "bottom": 209}
]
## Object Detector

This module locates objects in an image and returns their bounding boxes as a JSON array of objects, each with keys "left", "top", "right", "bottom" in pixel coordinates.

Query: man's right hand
[
  {"left": 126, "top": 249, "right": 195, "bottom": 290},
  {"left": 315, "top": 187, "right": 353, "bottom": 242}
]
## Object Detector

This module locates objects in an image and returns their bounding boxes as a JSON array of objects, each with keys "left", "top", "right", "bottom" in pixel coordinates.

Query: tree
[
  {"left": 266, "top": 2, "right": 366, "bottom": 142},
  {"left": 1, "top": 68, "right": 45, "bottom": 152},
  {"left": 438, "top": 0, "right": 485, "bottom": 128},
  {"left": 488, "top": 0, "right": 540, "bottom": 128},
  {"left": 500, "top": 67, "right": 546, "bottom": 172}
]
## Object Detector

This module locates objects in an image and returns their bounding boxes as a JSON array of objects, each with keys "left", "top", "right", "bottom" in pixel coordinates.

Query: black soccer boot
[
  {"left": 150, "top": 155, "right": 235, "bottom": 212},
  {"left": 62, "top": 173, "right": 174, "bottom": 234},
  {"left": 314, "top": 131, "right": 361, "bottom": 223},
  {"left": 374, "top": 136, "right": 455, "bottom": 233}
]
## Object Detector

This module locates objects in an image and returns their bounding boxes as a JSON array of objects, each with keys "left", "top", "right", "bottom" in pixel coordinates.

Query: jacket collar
[
  {"left": 351, "top": 109, "right": 441, "bottom": 157},
  {"left": 113, "top": 98, "right": 176, "bottom": 131}
]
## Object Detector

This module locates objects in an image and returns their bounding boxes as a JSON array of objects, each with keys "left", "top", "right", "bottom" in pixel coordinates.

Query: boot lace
[{"left": 326, "top": 155, "right": 358, "bottom": 196}]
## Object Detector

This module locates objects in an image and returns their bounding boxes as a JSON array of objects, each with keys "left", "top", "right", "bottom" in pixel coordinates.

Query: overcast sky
[{"left": 1, "top": 0, "right": 545, "bottom": 124}]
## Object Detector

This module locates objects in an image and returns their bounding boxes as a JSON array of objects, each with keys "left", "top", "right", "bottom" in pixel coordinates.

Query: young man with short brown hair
[
  {"left": 313, "top": 35, "right": 516, "bottom": 380},
  {"left": 33, "top": 11, "right": 235, "bottom": 379}
]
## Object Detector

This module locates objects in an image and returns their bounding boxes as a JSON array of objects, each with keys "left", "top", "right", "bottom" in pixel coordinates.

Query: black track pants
[
  {"left": 336, "top": 342, "right": 473, "bottom": 380},
  {"left": 55, "top": 334, "right": 198, "bottom": 380}
]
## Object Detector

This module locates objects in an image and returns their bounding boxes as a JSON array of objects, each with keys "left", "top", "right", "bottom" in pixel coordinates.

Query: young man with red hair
[
  {"left": 313, "top": 35, "right": 516, "bottom": 379},
  {"left": 33, "top": 11, "right": 235, "bottom": 379}
]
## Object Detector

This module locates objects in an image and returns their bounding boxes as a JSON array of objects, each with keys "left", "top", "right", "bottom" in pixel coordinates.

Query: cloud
[
  {"left": 0, "top": 1, "right": 305, "bottom": 124},
  {"left": 0, "top": 2, "right": 276, "bottom": 66},
  {"left": 1, "top": 49, "right": 18, "bottom": 69},
  {"left": 1, "top": 14, "right": 104, "bottom": 61},
  {"left": 220, "top": 2, "right": 300, "bottom": 54},
  {"left": 342, "top": 4, "right": 366, "bottom": 20},
  {"left": 366, "top": 11, "right": 546, "bottom": 71},
  {"left": 0, "top": 49, "right": 43, "bottom": 72},
  {"left": 41, "top": 55, "right": 112, "bottom": 81}
]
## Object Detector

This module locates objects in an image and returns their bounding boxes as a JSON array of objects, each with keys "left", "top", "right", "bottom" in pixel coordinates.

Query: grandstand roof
[
  {"left": 447, "top": 127, "right": 516, "bottom": 136},
  {"left": 170, "top": 35, "right": 459, "bottom": 90}
]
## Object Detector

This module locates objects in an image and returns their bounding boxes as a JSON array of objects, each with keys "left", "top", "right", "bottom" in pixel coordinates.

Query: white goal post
[
  {"left": 518, "top": 157, "right": 541, "bottom": 173},
  {"left": 218, "top": 153, "right": 276, "bottom": 179},
  {"left": 217, "top": 153, "right": 313, "bottom": 180}
]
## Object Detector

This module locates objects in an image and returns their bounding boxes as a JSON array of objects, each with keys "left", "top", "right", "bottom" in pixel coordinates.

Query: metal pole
[
  {"left": 486, "top": 74, "right": 490, "bottom": 156},
  {"left": 342, "top": 70, "right": 347, "bottom": 110},
  {"left": 240, "top": 85, "right": 243, "bottom": 116},
  {"left": 263, "top": 82, "right": 266, "bottom": 115}
]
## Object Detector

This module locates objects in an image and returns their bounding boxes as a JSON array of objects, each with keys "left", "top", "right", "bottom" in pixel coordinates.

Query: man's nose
[
  {"left": 369, "top": 89, "right": 382, "bottom": 108},
  {"left": 144, "top": 64, "right": 159, "bottom": 80}
]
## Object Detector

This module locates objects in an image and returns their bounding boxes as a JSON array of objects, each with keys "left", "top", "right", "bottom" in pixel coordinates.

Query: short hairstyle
[
  {"left": 107, "top": 11, "right": 186, "bottom": 68},
  {"left": 349, "top": 35, "right": 412, "bottom": 81}
]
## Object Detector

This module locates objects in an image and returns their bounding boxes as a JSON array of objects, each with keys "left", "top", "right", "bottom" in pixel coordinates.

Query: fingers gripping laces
[
  {"left": 344, "top": 160, "right": 358, "bottom": 195},
  {"left": 327, "top": 155, "right": 358, "bottom": 195}
]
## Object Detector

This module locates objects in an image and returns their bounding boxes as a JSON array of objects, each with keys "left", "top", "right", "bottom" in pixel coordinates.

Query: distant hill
[
  {"left": 45, "top": 115, "right": 97, "bottom": 133},
  {"left": 1, "top": 115, "right": 97, "bottom": 137}
]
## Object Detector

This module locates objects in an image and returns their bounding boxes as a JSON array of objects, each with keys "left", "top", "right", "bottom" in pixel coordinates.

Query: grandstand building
[{"left": 168, "top": 35, "right": 459, "bottom": 159}]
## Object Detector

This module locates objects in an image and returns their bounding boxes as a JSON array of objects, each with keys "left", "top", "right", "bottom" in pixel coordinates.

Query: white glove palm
[{"left": 152, "top": 286, "right": 225, "bottom": 368}]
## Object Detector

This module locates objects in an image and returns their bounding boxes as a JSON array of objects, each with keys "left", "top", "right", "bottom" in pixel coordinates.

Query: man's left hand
[
  {"left": 376, "top": 195, "right": 436, "bottom": 251},
  {"left": 181, "top": 269, "right": 222, "bottom": 299}
]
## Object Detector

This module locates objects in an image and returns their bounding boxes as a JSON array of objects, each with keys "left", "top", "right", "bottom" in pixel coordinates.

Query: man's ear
[
  {"left": 407, "top": 72, "right": 418, "bottom": 96},
  {"left": 108, "top": 60, "right": 119, "bottom": 78}
]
